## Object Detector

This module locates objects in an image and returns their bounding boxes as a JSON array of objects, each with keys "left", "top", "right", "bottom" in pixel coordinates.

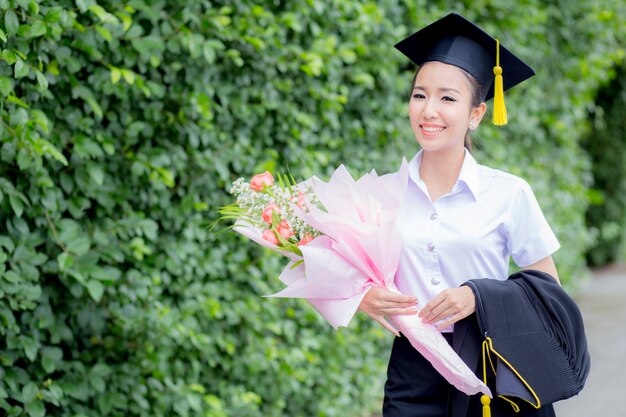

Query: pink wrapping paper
[{"left": 235, "top": 160, "right": 491, "bottom": 397}]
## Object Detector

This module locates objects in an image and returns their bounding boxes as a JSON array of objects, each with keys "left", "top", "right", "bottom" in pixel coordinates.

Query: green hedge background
[
  {"left": 1, "top": 0, "right": 625, "bottom": 416},
  {"left": 581, "top": 62, "right": 626, "bottom": 267}
]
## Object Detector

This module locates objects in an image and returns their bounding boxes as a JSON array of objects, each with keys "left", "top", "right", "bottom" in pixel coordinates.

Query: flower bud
[
  {"left": 262, "top": 229, "right": 279, "bottom": 245},
  {"left": 250, "top": 171, "right": 274, "bottom": 191}
]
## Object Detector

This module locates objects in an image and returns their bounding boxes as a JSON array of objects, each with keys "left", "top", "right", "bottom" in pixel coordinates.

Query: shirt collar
[
  {"left": 458, "top": 149, "right": 480, "bottom": 201},
  {"left": 408, "top": 149, "right": 481, "bottom": 201}
]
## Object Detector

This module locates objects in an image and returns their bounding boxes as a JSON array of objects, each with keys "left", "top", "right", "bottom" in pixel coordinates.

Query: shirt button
[
  {"left": 427, "top": 243, "right": 435, "bottom": 252},
  {"left": 431, "top": 277, "right": 441, "bottom": 285},
  {"left": 430, "top": 213, "right": 438, "bottom": 221}
]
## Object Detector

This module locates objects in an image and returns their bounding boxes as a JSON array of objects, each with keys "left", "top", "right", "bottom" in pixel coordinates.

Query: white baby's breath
[{"left": 229, "top": 177, "right": 321, "bottom": 243}]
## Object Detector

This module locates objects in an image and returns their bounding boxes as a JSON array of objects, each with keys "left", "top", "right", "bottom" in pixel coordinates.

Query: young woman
[{"left": 358, "top": 13, "right": 562, "bottom": 417}]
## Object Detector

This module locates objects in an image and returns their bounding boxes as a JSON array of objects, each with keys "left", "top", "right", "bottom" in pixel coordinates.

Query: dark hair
[{"left": 410, "top": 64, "right": 486, "bottom": 152}]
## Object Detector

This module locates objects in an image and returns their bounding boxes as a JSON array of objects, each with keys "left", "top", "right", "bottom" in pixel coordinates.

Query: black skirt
[
  {"left": 382, "top": 333, "right": 556, "bottom": 417},
  {"left": 383, "top": 333, "right": 454, "bottom": 417}
]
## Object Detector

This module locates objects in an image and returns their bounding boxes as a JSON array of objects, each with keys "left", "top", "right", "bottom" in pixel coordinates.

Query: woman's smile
[{"left": 420, "top": 123, "right": 446, "bottom": 136}]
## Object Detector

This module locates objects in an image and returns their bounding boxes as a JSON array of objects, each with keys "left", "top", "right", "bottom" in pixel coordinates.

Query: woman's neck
[{"left": 419, "top": 148, "right": 465, "bottom": 201}]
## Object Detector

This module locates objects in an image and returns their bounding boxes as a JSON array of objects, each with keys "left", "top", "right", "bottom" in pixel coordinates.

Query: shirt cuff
[{"left": 512, "top": 225, "right": 561, "bottom": 267}]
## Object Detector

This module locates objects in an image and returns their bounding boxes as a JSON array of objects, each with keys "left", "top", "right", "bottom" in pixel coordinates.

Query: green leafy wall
[
  {"left": 0, "top": 0, "right": 624, "bottom": 416},
  {"left": 582, "top": 62, "right": 626, "bottom": 266}
]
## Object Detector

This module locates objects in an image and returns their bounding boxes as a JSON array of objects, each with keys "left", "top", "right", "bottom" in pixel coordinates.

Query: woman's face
[{"left": 408, "top": 61, "right": 485, "bottom": 154}]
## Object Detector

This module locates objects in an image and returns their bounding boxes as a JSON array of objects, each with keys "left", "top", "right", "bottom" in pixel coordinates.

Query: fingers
[
  {"left": 420, "top": 302, "right": 454, "bottom": 325},
  {"left": 361, "top": 302, "right": 418, "bottom": 317},
  {"left": 419, "top": 286, "right": 476, "bottom": 327},
  {"left": 373, "top": 287, "right": 418, "bottom": 305},
  {"left": 374, "top": 316, "right": 400, "bottom": 337},
  {"left": 434, "top": 313, "right": 461, "bottom": 330},
  {"left": 360, "top": 307, "right": 404, "bottom": 336},
  {"left": 360, "top": 287, "right": 417, "bottom": 316},
  {"left": 418, "top": 292, "right": 448, "bottom": 321},
  {"left": 358, "top": 287, "right": 416, "bottom": 336}
]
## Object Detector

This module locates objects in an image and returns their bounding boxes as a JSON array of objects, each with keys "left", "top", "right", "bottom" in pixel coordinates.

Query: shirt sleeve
[{"left": 506, "top": 180, "right": 560, "bottom": 267}]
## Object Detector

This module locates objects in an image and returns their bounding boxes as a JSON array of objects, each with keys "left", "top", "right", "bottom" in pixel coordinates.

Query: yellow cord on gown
[
  {"left": 481, "top": 339, "right": 492, "bottom": 417},
  {"left": 481, "top": 337, "right": 540, "bottom": 412},
  {"left": 492, "top": 39, "right": 507, "bottom": 126}
]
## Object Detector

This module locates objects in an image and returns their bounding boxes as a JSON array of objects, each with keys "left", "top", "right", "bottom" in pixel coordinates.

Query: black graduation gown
[{"left": 450, "top": 270, "right": 591, "bottom": 417}]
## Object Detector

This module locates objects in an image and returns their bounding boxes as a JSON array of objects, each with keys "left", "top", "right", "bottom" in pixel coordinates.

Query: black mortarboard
[{"left": 394, "top": 13, "right": 536, "bottom": 125}]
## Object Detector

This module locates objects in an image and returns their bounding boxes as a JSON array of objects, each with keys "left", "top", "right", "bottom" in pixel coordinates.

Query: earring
[{"left": 469, "top": 121, "right": 477, "bottom": 129}]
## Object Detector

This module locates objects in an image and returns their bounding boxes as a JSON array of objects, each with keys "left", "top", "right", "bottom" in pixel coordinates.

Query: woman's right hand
[{"left": 358, "top": 287, "right": 418, "bottom": 336}]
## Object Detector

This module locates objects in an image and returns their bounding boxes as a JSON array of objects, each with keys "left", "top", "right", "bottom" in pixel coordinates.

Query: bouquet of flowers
[{"left": 218, "top": 162, "right": 491, "bottom": 397}]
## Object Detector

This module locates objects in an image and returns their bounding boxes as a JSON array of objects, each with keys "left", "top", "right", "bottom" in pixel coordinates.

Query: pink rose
[
  {"left": 276, "top": 220, "right": 294, "bottom": 239},
  {"left": 262, "top": 203, "right": 281, "bottom": 224},
  {"left": 296, "top": 192, "right": 306, "bottom": 209},
  {"left": 262, "top": 229, "right": 279, "bottom": 245},
  {"left": 297, "top": 234, "right": 314, "bottom": 246},
  {"left": 250, "top": 171, "right": 274, "bottom": 191}
]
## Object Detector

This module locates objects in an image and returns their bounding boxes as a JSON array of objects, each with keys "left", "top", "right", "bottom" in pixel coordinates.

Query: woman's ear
[{"left": 470, "top": 102, "right": 487, "bottom": 127}]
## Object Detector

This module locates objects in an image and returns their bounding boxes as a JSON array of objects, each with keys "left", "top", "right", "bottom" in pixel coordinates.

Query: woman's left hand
[{"left": 418, "top": 286, "right": 475, "bottom": 329}]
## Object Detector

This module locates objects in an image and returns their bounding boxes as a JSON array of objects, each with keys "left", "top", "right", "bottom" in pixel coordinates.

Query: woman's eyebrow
[{"left": 413, "top": 85, "right": 461, "bottom": 95}]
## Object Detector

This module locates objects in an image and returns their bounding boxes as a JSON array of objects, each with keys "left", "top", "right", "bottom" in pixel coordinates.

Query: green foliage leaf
[
  {"left": 57, "top": 252, "right": 72, "bottom": 271},
  {"left": 95, "top": 25, "right": 112, "bottom": 43},
  {"left": 121, "top": 69, "right": 135, "bottom": 85},
  {"left": 6, "top": 94, "right": 29, "bottom": 108},
  {"left": 89, "top": 4, "right": 119, "bottom": 24},
  {"left": 25, "top": 400, "right": 45, "bottom": 417},
  {"left": 22, "top": 382, "right": 39, "bottom": 403},
  {"left": 91, "top": 266, "right": 121, "bottom": 282},
  {"left": 115, "top": 11, "right": 132, "bottom": 31},
  {"left": 9, "top": 194, "right": 25, "bottom": 217},
  {"left": 41, "top": 346, "right": 63, "bottom": 373},
  {"left": 21, "top": 336, "right": 39, "bottom": 361},
  {"left": 4, "top": 10, "right": 19, "bottom": 35},
  {"left": 86, "top": 280, "right": 104, "bottom": 302},
  {"left": 66, "top": 236, "right": 90, "bottom": 256},
  {"left": 14, "top": 59, "right": 30, "bottom": 78},
  {"left": 110, "top": 67, "right": 121, "bottom": 84},
  {"left": 35, "top": 71, "right": 48, "bottom": 93},
  {"left": 18, "top": 21, "right": 47, "bottom": 39},
  {"left": 87, "top": 164, "right": 104, "bottom": 186},
  {"left": 75, "top": 0, "right": 92, "bottom": 13},
  {"left": 72, "top": 85, "right": 103, "bottom": 119}
]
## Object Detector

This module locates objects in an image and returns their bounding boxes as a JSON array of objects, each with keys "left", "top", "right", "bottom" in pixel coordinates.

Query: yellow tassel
[
  {"left": 481, "top": 394, "right": 492, "bottom": 417},
  {"left": 492, "top": 39, "right": 507, "bottom": 126}
]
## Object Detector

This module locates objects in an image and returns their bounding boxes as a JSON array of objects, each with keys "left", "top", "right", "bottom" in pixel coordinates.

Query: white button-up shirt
[{"left": 395, "top": 150, "right": 560, "bottom": 313}]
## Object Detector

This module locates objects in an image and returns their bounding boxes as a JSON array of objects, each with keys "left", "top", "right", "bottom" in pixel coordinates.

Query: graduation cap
[{"left": 394, "top": 13, "right": 536, "bottom": 125}]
